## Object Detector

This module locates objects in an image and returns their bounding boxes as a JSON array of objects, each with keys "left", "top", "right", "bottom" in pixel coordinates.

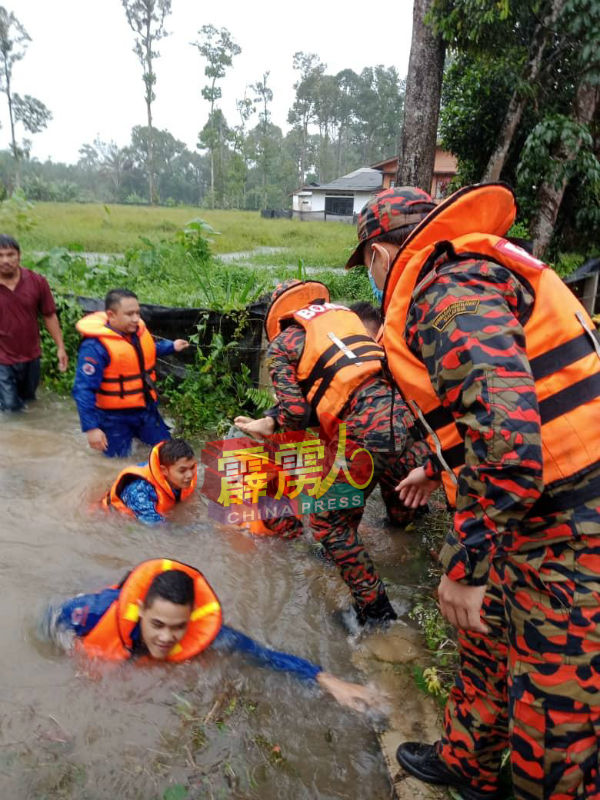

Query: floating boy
[
  {"left": 103, "top": 439, "right": 197, "bottom": 525},
  {"left": 42, "top": 558, "right": 384, "bottom": 713}
]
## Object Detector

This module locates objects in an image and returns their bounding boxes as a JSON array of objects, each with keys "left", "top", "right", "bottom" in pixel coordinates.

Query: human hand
[
  {"left": 234, "top": 415, "right": 275, "bottom": 440},
  {"left": 316, "top": 672, "right": 389, "bottom": 714},
  {"left": 437, "top": 574, "right": 488, "bottom": 634},
  {"left": 173, "top": 339, "right": 190, "bottom": 352},
  {"left": 396, "top": 466, "right": 441, "bottom": 508},
  {"left": 57, "top": 347, "right": 69, "bottom": 372},
  {"left": 86, "top": 428, "right": 108, "bottom": 452}
]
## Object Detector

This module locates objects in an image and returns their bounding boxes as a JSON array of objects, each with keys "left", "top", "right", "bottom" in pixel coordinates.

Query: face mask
[
  {"left": 369, "top": 270, "right": 383, "bottom": 304},
  {"left": 368, "top": 248, "right": 385, "bottom": 304}
]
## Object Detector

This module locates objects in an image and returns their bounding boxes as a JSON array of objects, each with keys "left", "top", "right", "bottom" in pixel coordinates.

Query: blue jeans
[
  {"left": 0, "top": 359, "right": 41, "bottom": 412},
  {"left": 97, "top": 404, "right": 171, "bottom": 457}
]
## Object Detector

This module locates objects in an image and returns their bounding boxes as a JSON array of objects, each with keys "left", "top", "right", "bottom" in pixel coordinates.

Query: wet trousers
[
  {"left": 97, "top": 404, "right": 171, "bottom": 458},
  {"left": 261, "top": 450, "right": 417, "bottom": 611},
  {"left": 0, "top": 358, "right": 40, "bottom": 411},
  {"left": 439, "top": 536, "right": 600, "bottom": 800}
]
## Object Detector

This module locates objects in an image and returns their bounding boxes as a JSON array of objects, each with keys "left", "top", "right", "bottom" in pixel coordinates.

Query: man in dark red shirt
[{"left": 0, "top": 234, "right": 68, "bottom": 411}]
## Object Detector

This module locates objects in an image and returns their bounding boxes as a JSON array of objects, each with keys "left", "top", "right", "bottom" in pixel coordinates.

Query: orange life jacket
[
  {"left": 383, "top": 183, "right": 600, "bottom": 508},
  {"left": 77, "top": 558, "right": 222, "bottom": 661},
  {"left": 102, "top": 441, "right": 197, "bottom": 517},
  {"left": 292, "top": 304, "right": 385, "bottom": 423},
  {"left": 76, "top": 311, "right": 158, "bottom": 410}
]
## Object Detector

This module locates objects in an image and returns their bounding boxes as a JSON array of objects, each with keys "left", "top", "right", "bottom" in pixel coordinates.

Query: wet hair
[
  {"left": 159, "top": 438, "right": 195, "bottom": 466},
  {"left": 144, "top": 569, "right": 195, "bottom": 609},
  {"left": 349, "top": 301, "right": 382, "bottom": 330},
  {"left": 105, "top": 288, "right": 138, "bottom": 311},
  {"left": 0, "top": 234, "right": 20, "bottom": 252}
]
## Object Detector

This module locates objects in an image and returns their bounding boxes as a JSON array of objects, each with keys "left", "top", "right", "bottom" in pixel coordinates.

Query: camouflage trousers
[
  {"left": 261, "top": 449, "right": 418, "bottom": 611},
  {"left": 439, "top": 535, "right": 600, "bottom": 800}
]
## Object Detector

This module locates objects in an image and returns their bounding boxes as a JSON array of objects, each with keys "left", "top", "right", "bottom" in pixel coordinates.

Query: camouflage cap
[
  {"left": 265, "top": 279, "right": 330, "bottom": 341},
  {"left": 270, "top": 278, "right": 303, "bottom": 303},
  {"left": 344, "top": 186, "right": 436, "bottom": 269}
]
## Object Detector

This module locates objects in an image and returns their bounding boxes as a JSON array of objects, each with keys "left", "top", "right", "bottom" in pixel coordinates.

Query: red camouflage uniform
[
  {"left": 404, "top": 254, "right": 600, "bottom": 800},
  {"left": 265, "top": 323, "right": 428, "bottom": 615}
]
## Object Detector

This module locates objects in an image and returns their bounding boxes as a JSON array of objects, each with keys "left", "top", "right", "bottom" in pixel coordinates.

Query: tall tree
[
  {"left": 121, "top": 0, "right": 172, "bottom": 205},
  {"left": 396, "top": 0, "right": 445, "bottom": 190},
  {"left": 528, "top": 83, "right": 600, "bottom": 256},
  {"left": 434, "top": 0, "right": 600, "bottom": 256},
  {"left": 0, "top": 7, "right": 51, "bottom": 190},
  {"left": 191, "top": 25, "right": 241, "bottom": 207},
  {"left": 230, "top": 91, "right": 255, "bottom": 207},
  {"left": 251, "top": 72, "right": 274, "bottom": 209},
  {"left": 197, "top": 109, "right": 233, "bottom": 206},
  {"left": 288, "top": 53, "right": 325, "bottom": 184},
  {"left": 333, "top": 69, "right": 360, "bottom": 175},
  {"left": 483, "top": 0, "right": 566, "bottom": 181}
]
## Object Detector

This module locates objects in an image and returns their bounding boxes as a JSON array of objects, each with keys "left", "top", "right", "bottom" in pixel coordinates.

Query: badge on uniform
[
  {"left": 82, "top": 363, "right": 96, "bottom": 375},
  {"left": 433, "top": 298, "right": 480, "bottom": 331}
]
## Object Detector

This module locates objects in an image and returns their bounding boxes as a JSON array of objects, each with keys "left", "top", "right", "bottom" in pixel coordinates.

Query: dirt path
[{"left": 354, "top": 626, "right": 449, "bottom": 799}]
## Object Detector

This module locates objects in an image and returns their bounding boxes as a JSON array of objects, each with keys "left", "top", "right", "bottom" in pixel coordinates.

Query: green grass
[{"left": 19, "top": 202, "right": 357, "bottom": 270}]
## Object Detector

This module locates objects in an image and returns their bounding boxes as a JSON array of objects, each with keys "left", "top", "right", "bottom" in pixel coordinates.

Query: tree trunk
[
  {"left": 209, "top": 80, "right": 216, "bottom": 208},
  {"left": 483, "top": 0, "right": 565, "bottom": 183},
  {"left": 144, "top": 21, "right": 156, "bottom": 205},
  {"left": 4, "top": 66, "right": 20, "bottom": 191},
  {"left": 530, "top": 82, "right": 599, "bottom": 258},
  {"left": 396, "top": 0, "right": 445, "bottom": 191}
]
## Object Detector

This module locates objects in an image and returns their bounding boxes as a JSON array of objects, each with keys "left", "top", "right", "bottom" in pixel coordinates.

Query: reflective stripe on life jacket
[
  {"left": 382, "top": 184, "right": 600, "bottom": 508},
  {"left": 292, "top": 304, "right": 385, "bottom": 423},
  {"left": 77, "top": 558, "right": 222, "bottom": 661},
  {"left": 102, "top": 441, "right": 197, "bottom": 516},
  {"left": 76, "top": 311, "right": 158, "bottom": 410}
]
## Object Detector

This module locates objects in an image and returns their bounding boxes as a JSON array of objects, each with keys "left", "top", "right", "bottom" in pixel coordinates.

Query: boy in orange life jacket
[
  {"left": 72, "top": 289, "right": 189, "bottom": 458},
  {"left": 103, "top": 439, "right": 197, "bottom": 525},
  {"left": 42, "top": 559, "right": 384, "bottom": 713}
]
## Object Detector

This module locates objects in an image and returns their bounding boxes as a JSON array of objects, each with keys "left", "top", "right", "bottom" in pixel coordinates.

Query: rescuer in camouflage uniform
[
  {"left": 346, "top": 185, "right": 600, "bottom": 800},
  {"left": 237, "top": 285, "right": 430, "bottom": 627}
]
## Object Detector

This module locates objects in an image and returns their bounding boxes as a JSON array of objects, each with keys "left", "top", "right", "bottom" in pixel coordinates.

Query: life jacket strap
[
  {"left": 309, "top": 349, "right": 384, "bottom": 410},
  {"left": 421, "top": 329, "right": 600, "bottom": 433},
  {"left": 538, "top": 372, "right": 600, "bottom": 424},
  {"left": 528, "top": 467, "right": 600, "bottom": 516},
  {"left": 299, "top": 334, "right": 379, "bottom": 393},
  {"left": 530, "top": 328, "right": 600, "bottom": 381}
]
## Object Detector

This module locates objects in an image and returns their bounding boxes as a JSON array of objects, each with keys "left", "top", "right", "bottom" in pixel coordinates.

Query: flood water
[{"left": 0, "top": 393, "right": 427, "bottom": 799}]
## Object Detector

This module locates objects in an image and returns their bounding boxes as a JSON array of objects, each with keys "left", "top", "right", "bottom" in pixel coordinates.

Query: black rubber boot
[
  {"left": 396, "top": 742, "right": 500, "bottom": 800},
  {"left": 334, "top": 595, "right": 397, "bottom": 634},
  {"left": 355, "top": 594, "right": 398, "bottom": 626}
]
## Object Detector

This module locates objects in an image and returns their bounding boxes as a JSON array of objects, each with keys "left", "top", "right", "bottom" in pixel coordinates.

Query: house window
[{"left": 325, "top": 196, "right": 354, "bottom": 216}]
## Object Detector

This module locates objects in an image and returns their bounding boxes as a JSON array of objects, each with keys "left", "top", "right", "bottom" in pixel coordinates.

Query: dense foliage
[{"left": 434, "top": 0, "right": 600, "bottom": 257}]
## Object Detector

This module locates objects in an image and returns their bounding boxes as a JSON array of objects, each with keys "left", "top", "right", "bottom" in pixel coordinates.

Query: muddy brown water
[{"left": 0, "top": 392, "right": 431, "bottom": 799}]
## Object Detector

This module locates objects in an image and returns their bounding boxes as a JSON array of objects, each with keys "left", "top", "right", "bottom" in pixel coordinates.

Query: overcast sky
[{"left": 6, "top": 0, "right": 414, "bottom": 165}]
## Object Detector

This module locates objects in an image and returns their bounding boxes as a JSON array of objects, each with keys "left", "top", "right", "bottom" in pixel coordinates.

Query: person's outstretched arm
[{"left": 212, "top": 625, "right": 385, "bottom": 712}]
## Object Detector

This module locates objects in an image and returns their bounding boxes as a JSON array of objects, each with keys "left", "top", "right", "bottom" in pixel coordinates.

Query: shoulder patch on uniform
[
  {"left": 71, "top": 606, "right": 89, "bottom": 626},
  {"left": 432, "top": 299, "right": 480, "bottom": 332},
  {"left": 82, "top": 362, "right": 96, "bottom": 375}
]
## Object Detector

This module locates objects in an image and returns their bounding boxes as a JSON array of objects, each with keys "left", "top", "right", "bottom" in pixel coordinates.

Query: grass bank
[{"left": 19, "top": 202, "right": 357, "bottom": 270}]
